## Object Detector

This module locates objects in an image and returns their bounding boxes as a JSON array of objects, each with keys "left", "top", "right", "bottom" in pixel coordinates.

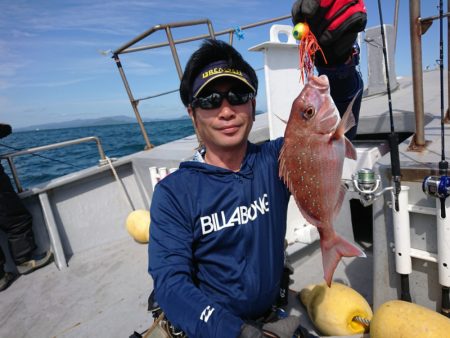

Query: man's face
[{"left": 188, "top": 78, "right": 255, "bottom": 153}]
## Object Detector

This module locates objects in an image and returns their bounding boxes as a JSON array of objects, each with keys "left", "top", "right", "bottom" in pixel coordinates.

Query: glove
[
  {"left": 291, "top": 0, "right": 367, "bottom": 66},
  {"left": 0, "top": 124, "right": 12, "bottom": 139},
  {"left": 240, "top": 316, "right": 313, "bottom": 338}
]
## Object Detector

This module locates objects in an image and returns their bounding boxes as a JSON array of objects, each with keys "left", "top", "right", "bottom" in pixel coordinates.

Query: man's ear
[
  {"left": 188, "top": 105, "right": 196, "bottom": 126},
  {"left": 188, "top": 105, "right": 194, "bottom": 118}
]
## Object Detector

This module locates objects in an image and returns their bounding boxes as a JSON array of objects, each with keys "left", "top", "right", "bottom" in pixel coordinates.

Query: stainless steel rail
[
  {"left": 112, "top": 15, "right": 291, "bottom": 150},
  {"left": 1, "top": 136, "right": 106, "bottom": 192}
]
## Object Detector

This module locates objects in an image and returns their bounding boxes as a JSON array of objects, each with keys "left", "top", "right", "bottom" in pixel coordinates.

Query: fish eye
[{"left": 303, "top": 106, "right": 316, "bottom": 120}]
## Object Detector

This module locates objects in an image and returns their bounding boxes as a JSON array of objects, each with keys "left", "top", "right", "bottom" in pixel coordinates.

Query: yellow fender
[
  {"left": 299, "top": 282, "right": 372, "bottom": 336},
  {"left": 125, "top": 209, "right": 150, "bottom": 243},
  {"left": 370, "top": 300, "right": 450, "bottom": 338}
]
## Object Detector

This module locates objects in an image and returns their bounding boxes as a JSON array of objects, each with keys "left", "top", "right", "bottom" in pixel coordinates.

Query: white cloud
[
  {"left": 0, "top": 60, "right": 30, "bottom": 78},
  {"left": 21, "top": 77, "right": 96, "bottom": 88}
]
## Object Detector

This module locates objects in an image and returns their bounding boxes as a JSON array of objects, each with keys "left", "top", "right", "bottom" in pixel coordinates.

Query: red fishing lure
[{"left": 292, "top": 23, "right": 327, "bottom": 83}]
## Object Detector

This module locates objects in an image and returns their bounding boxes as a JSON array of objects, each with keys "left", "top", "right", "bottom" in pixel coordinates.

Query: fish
[{"left": 279, "top": 74, "right": 365, "bottom": 286}]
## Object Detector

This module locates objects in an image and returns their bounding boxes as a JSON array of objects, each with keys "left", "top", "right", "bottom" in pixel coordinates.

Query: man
[
  {"left": 149, "top": 39, "right": 303, "bottom": 338},
  {"left": 148, "top": 2, "right": 366, "bottom": 337},
  {"left": 0, "top": 123, "right": 53, "bottom": 291}
]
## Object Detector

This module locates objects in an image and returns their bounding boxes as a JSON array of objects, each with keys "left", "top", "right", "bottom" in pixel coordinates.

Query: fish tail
[{"left": 321, "top": 234, "right": 365, "bottom": 287}]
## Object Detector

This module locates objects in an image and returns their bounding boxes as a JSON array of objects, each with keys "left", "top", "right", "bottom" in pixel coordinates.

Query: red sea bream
[{"left": 279, "top": 75, "right": 365, "bottom": 286}]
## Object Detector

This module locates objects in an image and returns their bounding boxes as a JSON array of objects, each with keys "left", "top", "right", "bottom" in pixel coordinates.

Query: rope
[
  {"left": 105, "top": 156, "right": 135, "bottom": 211},
  {"left": 142, "top": 312, "right": 165, "bottom": 338},
  {"left": 353, "top": 315, "right": 371, "bottom": 327}
]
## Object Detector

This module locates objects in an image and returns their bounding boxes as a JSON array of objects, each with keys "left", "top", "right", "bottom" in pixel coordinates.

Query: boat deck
[
  {"left": 0, "top": 232, "right": 372, "bottom": 338},
  {"left": 1, "top": 69, "right": 447, "bottom": 338},
  {"left": 1, "top": 237, "right": 152, "bottom": 338}
]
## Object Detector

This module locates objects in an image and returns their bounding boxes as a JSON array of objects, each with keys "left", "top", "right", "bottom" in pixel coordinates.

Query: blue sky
[{"left": 0, "top": 1, "right": 444, "bottom": 128}]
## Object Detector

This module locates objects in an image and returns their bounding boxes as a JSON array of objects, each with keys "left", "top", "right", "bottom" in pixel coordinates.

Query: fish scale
[{"left": 279, "top": 75, "right": 364, "bottom": 286}]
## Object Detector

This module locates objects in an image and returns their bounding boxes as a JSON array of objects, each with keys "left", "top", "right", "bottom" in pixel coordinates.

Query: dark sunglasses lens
[
  {"left": 227, "top": 92, "right": 250, "bottom": 105},
  {"left": 193, "top": 90, "right": 253, "bottom": 109},
  {"left": 208, "top": 93, "right": 223, "bottom": 108},
  {"left": 195, "top": 93, "right": 222, "bottom": 109}
]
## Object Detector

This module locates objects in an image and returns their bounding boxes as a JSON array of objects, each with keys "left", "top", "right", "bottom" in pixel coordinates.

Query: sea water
[{"left": 0, "top": 119, "right": 194, "bottom": 190}]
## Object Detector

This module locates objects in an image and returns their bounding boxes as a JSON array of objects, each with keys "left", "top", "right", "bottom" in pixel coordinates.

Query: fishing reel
[
  {"left": 351, "top": 168, "right": 390, "bottom": 206},
  {"left": 423, "top": 175, "right": 450, "bottom": 199}
]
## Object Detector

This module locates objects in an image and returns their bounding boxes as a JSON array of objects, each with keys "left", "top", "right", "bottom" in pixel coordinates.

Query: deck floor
[
  {"left": 0, "top": 236, "right": 372, "bottom": 338},
  {"left": 0, "top": 238, "right": 153, "bottom": 338}
]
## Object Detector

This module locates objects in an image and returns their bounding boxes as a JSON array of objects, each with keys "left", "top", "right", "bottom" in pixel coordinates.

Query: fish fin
[
  {"left": 345, "top": 137, "right": 357, "bottom": 160},
  {"left": 274, "top": 113, "right": 288, "bottom": 125},
  {"left": 333, "top": 184, "right": 347, "bottom": 219},
  {"left": 279, "top": 145, "right": 296, "bottom": 195},
  {"left": 321, "top": 234, "right": 366, "bottom": 287},
  {"left": 333, "top": 90, "right": 361, "bottom": 139},
  {"left": 279, "top": 147, "right": 296, "bottom": 197},
  {"left": 278, "top": 145, "right": 288, "bottom": 180}
]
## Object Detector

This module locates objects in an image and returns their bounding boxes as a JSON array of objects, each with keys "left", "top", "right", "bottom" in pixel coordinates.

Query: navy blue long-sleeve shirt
[{"left": 148, "top": 138, "right": 290, "bottom": 337}]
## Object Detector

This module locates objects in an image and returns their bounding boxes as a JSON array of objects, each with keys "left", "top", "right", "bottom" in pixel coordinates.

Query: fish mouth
[{"left": 308, "top": 75, "right": 330, "bottom": 92}]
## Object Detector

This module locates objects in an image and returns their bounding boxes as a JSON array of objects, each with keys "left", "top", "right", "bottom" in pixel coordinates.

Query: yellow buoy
[
  {"left": 299, "top": 282, "right": 372, "bottom": 336},
  {"left": 125, "top": 209, "right": 150, "bottom": 243},
  {"left": 370, "top": 300, "right": 450, "bottom": 338}
]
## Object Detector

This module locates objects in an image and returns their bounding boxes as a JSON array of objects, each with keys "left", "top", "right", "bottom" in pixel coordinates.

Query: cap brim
[{"left": 193, "top": 73, "right": 256, "bottom": 98}]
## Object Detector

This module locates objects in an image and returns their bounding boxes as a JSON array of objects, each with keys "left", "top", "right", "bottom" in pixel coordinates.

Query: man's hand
[
  {"left": 240, "top": 316, "right": 316, "bottom": 338},
  {"left": 0, "top": 124, "right": 12, "bottom": 139},
  {"left": 291, "top": 0, "right": 367, "bottom": 66}
]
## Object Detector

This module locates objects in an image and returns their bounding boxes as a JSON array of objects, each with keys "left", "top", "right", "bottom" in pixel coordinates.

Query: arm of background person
[{"left": 0, "top": 124, "right": 12, "bottom": 139}]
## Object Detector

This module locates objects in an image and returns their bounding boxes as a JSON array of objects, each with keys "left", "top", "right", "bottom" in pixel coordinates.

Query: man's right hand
[
  {"left": 0, "top": 124, "right": 12, "bottom": 139},
  {"left": 291, "top": 0, "right": 367, "bottom": 66}
]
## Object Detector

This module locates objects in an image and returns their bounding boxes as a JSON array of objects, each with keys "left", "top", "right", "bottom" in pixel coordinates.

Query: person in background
[
  {"left": 0, "top": 123, "right": 53, "bottom": 292},
  {"left": 292, "top": 0, "right": 367, "bottom": 140},
  {"left": 148, "top": 1, "right": 367, "bottom": 337}
]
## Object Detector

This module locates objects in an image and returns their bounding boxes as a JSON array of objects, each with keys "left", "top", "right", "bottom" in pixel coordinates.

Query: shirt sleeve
[{"left": 148, "top": 181, "right": 244, "bottom": 338}]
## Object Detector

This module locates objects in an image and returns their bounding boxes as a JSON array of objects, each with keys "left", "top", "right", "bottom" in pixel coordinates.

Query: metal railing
[
  {"left": 4, "top": 2, "right": 445, "bottom": 193},
  {"left": 1, "top": 136, "right": 106, "bottom": 192},
  {"left": 111, "top": 15, "right": 291, "bottom": 150},
  {"left": 112, "top": 1, "right": 448, "bottom": 152},
  {"left": 2, "top": 2, "right": 446, "bottom": 194}
]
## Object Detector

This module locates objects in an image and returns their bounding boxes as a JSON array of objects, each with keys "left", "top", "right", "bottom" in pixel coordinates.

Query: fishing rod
[
  {"left": 0, "top": 142, "right": 83, "bottom": 170},
  {"left": 421, "top": 0, "right": 450, "bottom": 318},
  {"left": 438, "top": 0, "right": 448, "bottom": 184},
  {"left": 376, "top": 0, "right": 412, "bottom": 303},
  {"left": 376, "top": 0, "right": 401, "bottom": 211}
]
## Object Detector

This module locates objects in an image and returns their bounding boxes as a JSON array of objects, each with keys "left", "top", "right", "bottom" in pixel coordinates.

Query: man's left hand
[{"left": 0, "top": 124, "right": 12, "bottom": 139}]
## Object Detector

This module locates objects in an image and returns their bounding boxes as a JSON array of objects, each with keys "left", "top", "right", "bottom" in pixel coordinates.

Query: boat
[{"left": 1, "top": 2, "right": 449, "bottom": 337}]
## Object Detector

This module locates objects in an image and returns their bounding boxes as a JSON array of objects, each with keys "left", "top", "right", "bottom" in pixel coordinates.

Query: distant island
[
  {"left": 16, "top": 115, "right": 190, "bottom": 132},
  {"left": 16, "top": 110, "right": 266, "bottom": 132}
]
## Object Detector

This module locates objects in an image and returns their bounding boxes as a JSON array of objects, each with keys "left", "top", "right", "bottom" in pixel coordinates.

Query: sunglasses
[{"left": 191, "top": 90, "right": 255, "bottom": 110}]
